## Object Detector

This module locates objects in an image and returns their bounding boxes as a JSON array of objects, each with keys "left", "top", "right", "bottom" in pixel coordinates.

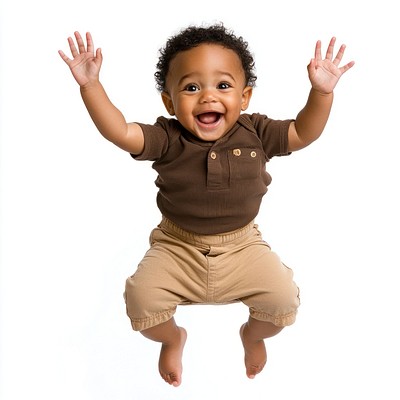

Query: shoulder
[
  {"left": 138, "top": 116, "right": 182, "bottom": 135},
  {"left": 237, "top": 113, "right": 275, "bottom": 134},
  {"left": 133, "top": 116, "right": 183, "bottom": 161},
  {"left": 239, "top": 113, "right": 293, "bottom": 135},
  {"left": 238, "top": 113, "right": 293, "bottom": 158}
]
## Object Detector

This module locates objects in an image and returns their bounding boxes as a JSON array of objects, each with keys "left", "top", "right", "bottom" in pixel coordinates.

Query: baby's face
[{"left": 162, "top": 44, "right": 252, "bottom": 142}]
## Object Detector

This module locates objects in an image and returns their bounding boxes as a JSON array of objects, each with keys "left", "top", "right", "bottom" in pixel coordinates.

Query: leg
[
  {"left": 125, "top": 224, "right": 209, "bottom": 386},
  {"left": 239, "top": 316, "right": 283, "bottom": 379},
  {"left": 141, "top": 317, "right": 187, "bottom": 387}
]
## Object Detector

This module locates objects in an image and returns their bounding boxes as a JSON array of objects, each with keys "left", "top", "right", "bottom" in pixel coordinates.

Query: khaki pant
[{"left": 124, "top": 217, "right": 300, "bottom": 331}]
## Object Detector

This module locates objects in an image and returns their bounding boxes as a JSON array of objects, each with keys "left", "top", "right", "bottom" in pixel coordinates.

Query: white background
[{"left": 1, "top": 0, "right": 399, "bottom": 399}]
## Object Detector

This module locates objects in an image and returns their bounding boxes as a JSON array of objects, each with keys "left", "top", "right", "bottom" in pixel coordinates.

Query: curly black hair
[{"left": 154, "top": 23, "right": 257, "bottom": 92}]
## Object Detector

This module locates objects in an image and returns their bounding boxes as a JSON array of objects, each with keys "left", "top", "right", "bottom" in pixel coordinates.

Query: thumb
[
  {"left": 96, "top": 48, "right": 103, "bottom": 62},
  {"left": 307, "top": 58, "right": 315, "bottom": 70},
  {"left": 95, "top": 48, "right": 103, "bottom": 68}
]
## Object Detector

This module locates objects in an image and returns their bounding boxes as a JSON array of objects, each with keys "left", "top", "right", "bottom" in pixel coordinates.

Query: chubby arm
[
  {"left": 288, "top": 37, "right": 354, "bottom": 152},
  {"left": 59, "top": 32, "right": 144, "bottom": 154}
]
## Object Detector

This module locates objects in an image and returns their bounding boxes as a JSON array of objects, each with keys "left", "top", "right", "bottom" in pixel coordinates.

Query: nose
[{"left": 199, "top": 88, "right": 217, "bottom": 103}]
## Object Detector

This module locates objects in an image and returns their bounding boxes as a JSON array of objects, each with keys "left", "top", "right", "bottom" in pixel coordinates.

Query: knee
[
  {"left": 124, "top": 274, "right": 177, "bottom": 318},
  {"left": 245, "top": 280, "right": 300, "bottom": 327},
  {"left": 124, "top": 275, "right": 178, "bottom": 331},
  {"left": 124, "top": 274, "right": 155, "bottom": 311}
]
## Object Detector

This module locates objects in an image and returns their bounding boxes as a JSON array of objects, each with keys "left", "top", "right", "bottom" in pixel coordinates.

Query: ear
[
  {"left": 241, "top": 86, "right": 253, "bottom": 111},
  {"left": 161, "top": 92, "right": 175, "bottom": 115}
]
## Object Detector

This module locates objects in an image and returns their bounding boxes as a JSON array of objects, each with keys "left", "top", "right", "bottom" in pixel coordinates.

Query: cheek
[
  {"left": 226, "top": 95, "right": 244, "bottom": 112},
  {"left": 175, "top": 99, "right": 194, "bottom": 116}
]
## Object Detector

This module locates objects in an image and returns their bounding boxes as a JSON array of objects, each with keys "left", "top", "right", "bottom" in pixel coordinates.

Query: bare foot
[
  {"left": 239, "top": 323, "right": 267, "bottom": 379},
  {"left": 159, "top": 327, "right": 187, "bottom": 387}
]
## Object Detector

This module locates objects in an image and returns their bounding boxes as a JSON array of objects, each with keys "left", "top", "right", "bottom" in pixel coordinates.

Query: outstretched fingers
[
  {"left": 74, "top": 31, "right": 87, "bottom": 54},
  {"left": 314, "top": 39, "right": 322, "bottom": 61},
  {"left": 58, "top": 49, "right": 70, "bottom": 64},
  {"left": 58, "top": 31, "right": 98, "bottom": 64},
  {"left": 325, "top": 36, "right": 336, "bottom": 61},
  {"left": 332, "top": 43, "right": 345, "bottom": 65},
  {"left": 327, "top": 38, "right": 355, "bottom": 70},
  {"left": 58, "top": 34, "right": 80, "bottom": 65},
  {"left": 85, "top": 32, "right": 94, "bottom": 54},
  {"left": 335, "top": 45, "right": 355, "bottom": 74},
  {"left": 339, "top": 59, "right": 355, "bottom": 74},
  {"left": 313, "top": 37, "right": 355, "bottom": 76},
  {"left": 63, "top": 31, "right": 93, "bottom": 58},
  {"left": 332, "top": 42, "right": 355, "bottom": 74},
  {"left": 67, "top": 34, "right": 79, "bottom": 58},
  {"left": 59, "top": 30, "right": 103, "bottom": 87}
]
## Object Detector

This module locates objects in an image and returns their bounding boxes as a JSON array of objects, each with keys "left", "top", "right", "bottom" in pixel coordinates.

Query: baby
[{"left": 59, "top": 23, "right": 354, "bottom": 386}]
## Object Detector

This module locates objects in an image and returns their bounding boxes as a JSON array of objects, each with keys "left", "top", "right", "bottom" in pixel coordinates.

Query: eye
[
  {"left": 218, "top": 82, "right": 231, "bottom": 89},
  {"left": 184, "top": 84, "right": 199, "bottom": 92}
]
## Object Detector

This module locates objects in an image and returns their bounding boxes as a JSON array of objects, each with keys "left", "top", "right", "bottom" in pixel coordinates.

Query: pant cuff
[{"left": 129, "top": 308, "right": 177, "bottom": 331}]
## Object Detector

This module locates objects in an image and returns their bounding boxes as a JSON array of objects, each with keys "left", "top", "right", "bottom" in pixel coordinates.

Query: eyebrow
[{"left": 177, "top": 71, "right": 237, "bottom": 86}]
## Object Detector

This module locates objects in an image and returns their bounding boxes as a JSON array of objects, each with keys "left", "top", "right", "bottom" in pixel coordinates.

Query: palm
[
  {"left": 59, "top": 32, "right": 102, "bottom": 87},
  {"left": 308, "top": 37, "right": 354, "bottom": 94},
  {"left": 68, "top": 52, "right": 100, "bottom": 86}
]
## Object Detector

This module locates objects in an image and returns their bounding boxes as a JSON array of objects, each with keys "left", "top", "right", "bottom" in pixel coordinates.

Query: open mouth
[{"left": 196, "top": 112, "right": 222, "bottom": 125}]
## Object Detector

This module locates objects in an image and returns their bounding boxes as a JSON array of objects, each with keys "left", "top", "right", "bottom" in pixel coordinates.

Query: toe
[{"left": 246, "top": 362, "right": 266, "bottom": 379}]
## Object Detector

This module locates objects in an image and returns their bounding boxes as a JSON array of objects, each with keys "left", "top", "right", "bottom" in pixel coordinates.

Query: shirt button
[
  {"left": 233, "top": 149, "right": 241, "bottom": 156},
  {"left": 250, "top": 151, "right": 257, "bottom": 158},
  {"left": 210, "top": 151, "right": 217, "bottom": 160}
]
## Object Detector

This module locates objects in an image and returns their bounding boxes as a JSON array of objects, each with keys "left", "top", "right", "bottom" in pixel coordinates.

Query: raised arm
[
  {"left": 59, "top": 32, "right": 144, "bottom": 154},
  {"left": 288, "top": 37, "right": 355, "bottom": 152}
]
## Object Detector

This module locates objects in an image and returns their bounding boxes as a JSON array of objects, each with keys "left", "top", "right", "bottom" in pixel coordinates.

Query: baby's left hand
[{"left": 308, "top": 37, "right": 354, "bottom": 94}]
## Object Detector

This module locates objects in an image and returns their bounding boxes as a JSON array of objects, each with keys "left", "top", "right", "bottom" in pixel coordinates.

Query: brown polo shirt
[{"left": 132, "top": 113, "right": 292, "bottom": 234}]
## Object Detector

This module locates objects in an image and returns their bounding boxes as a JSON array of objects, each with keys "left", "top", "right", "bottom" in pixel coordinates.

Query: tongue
[{"left": 198, "top": 112, "right": 219, "bottom": 124}]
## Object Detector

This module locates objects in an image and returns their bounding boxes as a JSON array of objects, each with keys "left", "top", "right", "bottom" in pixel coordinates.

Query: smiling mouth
[{"left": 196, "top": 112, "right": 222, "bottom": 125}]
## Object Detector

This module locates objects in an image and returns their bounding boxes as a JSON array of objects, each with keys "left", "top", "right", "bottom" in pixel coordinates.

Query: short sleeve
[
  {"left": 130, "top": 117, "right": 172, "bottom": 161},
  {"left": 246, "top": 113, "right": 293, "bottom": 160}
]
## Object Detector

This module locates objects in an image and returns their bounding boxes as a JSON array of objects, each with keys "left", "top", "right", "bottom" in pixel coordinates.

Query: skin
[
  {"left": 160, "top": 44, "right": 253, "bottom": 142},
  {"left": 59, "top": 32, "right": 354, "bottom": 386}
]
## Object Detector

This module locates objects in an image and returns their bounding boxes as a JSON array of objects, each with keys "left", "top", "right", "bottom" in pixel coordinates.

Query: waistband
[{"left": 159, "top": 217, "right": 256, "bottom": 247}]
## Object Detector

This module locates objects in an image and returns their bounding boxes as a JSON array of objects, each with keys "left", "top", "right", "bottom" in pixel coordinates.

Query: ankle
[
  {"left": 163, "top": 326, "right": 185, "bottom": 346},
  {"left": 244, "top": 318, "right": 284, "bottom": 341},
  {"left": 241, "top": 322, "right": 259, "bottom": 343}
]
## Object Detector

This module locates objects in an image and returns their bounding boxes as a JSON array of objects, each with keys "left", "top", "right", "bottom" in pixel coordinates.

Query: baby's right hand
[{"left": 58, "top": 31, "right": 102, "bottom": 87}]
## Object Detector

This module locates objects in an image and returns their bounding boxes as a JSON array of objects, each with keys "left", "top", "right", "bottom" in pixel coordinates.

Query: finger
[
  {"left": 86, "top": 32, "right": 94, "bottom": 54},
  {"left": 74, "top": 31, "right": 86, "bottom": 54},
  {"left": 58, "top": 49, "right": 71, "bottom": 64},
  {"left": 68, "top": 36, "right": 79, "bottom": 58},
  {"left": 307, "top": 58, "right": 316, "bottom": 73},
  {"left": 332, "top": 44, "right": 346, "bottom": 66},
  {"left": 339, "top": 60, "right": 355, "bottom": 74},
  {"left": 325, "top": 37, "right": 336, "bottom": 60},
  {"left": 95, "top": 47, "right": 103, "bottom": 63},
  {"left": 314, "top": 40, "right": 322, "bottom": 61}
]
